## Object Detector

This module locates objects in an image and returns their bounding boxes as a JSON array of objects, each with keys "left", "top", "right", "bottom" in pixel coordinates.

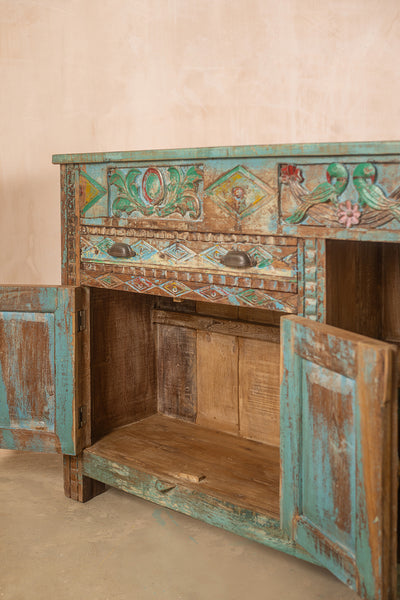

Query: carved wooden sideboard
[{"left": 1, "top": 142, "right": 399, "bottom": 599}]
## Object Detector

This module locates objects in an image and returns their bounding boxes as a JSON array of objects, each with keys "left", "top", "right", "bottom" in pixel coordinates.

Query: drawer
[
  {"left": 80, "top": 233, "right": 297, "bottom": 293},
  {"left": 79, "top": 231, "right": 299, "bottom": 313}
]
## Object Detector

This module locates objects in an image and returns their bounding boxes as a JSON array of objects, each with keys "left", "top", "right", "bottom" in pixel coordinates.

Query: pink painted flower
[
  {"left": 280, "top": 164, "right": 304, "bottom": 184},
  {"left": 337, "top": 200, "right": 361, "bottom": 228}
]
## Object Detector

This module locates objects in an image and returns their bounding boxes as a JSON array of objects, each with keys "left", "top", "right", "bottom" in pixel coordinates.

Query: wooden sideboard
[{"left": 1, "top": 142, "right": 399, "bottom": 599}]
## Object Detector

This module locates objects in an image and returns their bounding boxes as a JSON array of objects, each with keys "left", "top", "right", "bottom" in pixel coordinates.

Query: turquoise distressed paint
[
  {"left": 0, "top": 287, "right": 78, "bottom": 455},
  {"left": 52, "top": 141, "right": 400, "bottom": 164},
  {"left": 280, "top": 316, "right": 394, "bottom": 599},
  {"left": 54, "top": 287, "right": 77, "bottom": 455},
  {"left": 82, "top": 451, "right": 318, "bottom": 566}
]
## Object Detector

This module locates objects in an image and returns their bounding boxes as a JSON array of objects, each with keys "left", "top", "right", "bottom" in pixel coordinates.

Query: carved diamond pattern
[
  {"left": 159, "top": 280, "right": 191, "bottom": 297},
  {"left": 206, "top": 165, "right": 275, "bottom": 220},
  {"left": 162, "top": 242, "right": 196, "bottom": 263},
  {"left": 237, "top": 289, "right": 272, "bottom": 307},
  {"left": 127, "top": 277, "right": 155, "bottom": 292},
  {"left": 130, "top": 240, "right": 158, "bottom": 261},
  {"left": 196, "top": 285, "right": 229, "bottom": 301},
  {"left": 199, "top": 245, "right": 227, "bottom": 267},
  {"left": 96, "top": 238, "right": 114, "bottom": 253},
  {"left": 246, "top": 247, "right": 273, "bottom": 269},
  {"left": 96, "top": 274, "right": 125, "bottom": 288}
]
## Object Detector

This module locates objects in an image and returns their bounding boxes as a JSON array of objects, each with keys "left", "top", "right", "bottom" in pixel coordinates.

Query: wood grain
[
  {"left": 382, "top": 242, "right": 400, "bottom": 343},
  {"left": 90, "top": 289, "right": 157, "bottom": 442},
  {"left": 84, "top": 414, "right": 280, "bottom": 518},
  {"left": 239, "top": 338, "right": 280, "bottom": 447},
  {"left": 326, "top": 240, "right": 382, "bottom": 338},
  {"left": 153, "top": 309, "right": 280, "bottom": 343},
  {"left": 196, "top": 331, "right": 239, "bottom": 434},
  {"left": 157, "top": 324, "right": 197, "bottom": 421}
]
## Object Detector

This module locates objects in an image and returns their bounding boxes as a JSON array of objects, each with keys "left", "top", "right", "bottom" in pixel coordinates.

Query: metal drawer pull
[
  {"left": 220, "top": 250, "right": 256, "bottom": 268},
  {"left": 107, "top": 242, "right": 136, "bottom": 258}
]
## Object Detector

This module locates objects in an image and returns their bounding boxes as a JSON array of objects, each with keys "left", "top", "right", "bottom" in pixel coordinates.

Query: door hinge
[
  {"left": 78, "top": 406, "right": 85, "bottom": 429},
  {"left": 77, "top": 310, "right": 86, "bottom": 332}
]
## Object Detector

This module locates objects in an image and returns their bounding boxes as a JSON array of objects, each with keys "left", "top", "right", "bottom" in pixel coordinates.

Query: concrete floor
[{"left": 0, "top": 450, "right": 359, "bottom": 600}]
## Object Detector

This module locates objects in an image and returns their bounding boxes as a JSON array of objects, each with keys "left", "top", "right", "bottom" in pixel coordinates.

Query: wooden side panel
[
  {"left": 281, "top": 316, "right": 398, "bottom": 600},
  {"left": 90, "top": 289, "right": 157, "bottom": 442},
  {"left": 239, "top": 338, "right": 280, "bottom": 446},
  {"left": 326, "top": 241, "right": 382, "bottom": 338},
  {"left": 196, "top": 331, "right": 238, "bottom": 434},
  {"left": 157, "top": 324, "right": 197, "bottom": 422},
  {"left": 382, "top": 243, "right": 400, "bottom": 343}
]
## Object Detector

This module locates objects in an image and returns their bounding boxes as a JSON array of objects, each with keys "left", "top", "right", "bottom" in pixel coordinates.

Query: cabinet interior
[{"left": 87, "top": 289, "right": 283, "bottom": 519}]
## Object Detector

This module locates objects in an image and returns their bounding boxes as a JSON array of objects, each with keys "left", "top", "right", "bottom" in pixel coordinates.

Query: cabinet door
[
  {"left": 0, "top": 286, "right": 89, "bottom": 455},
  {"left": 280, "top": 315, "right": 398, "bottom": 600}
]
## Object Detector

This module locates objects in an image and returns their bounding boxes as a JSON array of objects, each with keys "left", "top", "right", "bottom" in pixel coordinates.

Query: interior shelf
[{"left": 84, "top": 414, "right": 280, "bottom": 519}]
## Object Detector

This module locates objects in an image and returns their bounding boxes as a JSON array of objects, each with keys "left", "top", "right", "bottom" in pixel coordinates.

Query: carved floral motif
[{"left": 109, "top": 165, "right": 203, "bottom": 220}]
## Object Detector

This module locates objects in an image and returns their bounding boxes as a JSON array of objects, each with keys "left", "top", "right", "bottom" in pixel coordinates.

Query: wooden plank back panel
[
  {"left": 239, "top": 338, "right": 280, "bottom": 447},
  {"left": 196, "top": 331, "right": 238, "bottom": 435},
  {"left": 157, "top": 324, "right": 197, "bottom": 422}
]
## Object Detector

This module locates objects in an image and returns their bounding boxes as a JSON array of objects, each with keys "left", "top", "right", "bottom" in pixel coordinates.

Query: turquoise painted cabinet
[{"left": 1, "top": 142, "right": 399, "bottom": 600}]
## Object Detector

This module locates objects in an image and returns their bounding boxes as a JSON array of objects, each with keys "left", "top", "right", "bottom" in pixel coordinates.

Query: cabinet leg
[{"left": 63, "top": 455, "right": 107, "bottom": 502}]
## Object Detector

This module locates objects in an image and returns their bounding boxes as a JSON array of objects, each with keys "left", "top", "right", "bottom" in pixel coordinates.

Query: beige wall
[{"left": 1, "top": 0, "right": 400, "bottom": 284}]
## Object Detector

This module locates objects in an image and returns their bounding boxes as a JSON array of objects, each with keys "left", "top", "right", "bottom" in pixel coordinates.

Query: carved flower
[
  {"left": 232, "top": 186, "right": 245, "bottom": 199},
  {"left": 337, "top": 200, "right": 361, "bottom": 228},
  {"left": 280, "top": 164, "right": 304, "bottom": 184}
]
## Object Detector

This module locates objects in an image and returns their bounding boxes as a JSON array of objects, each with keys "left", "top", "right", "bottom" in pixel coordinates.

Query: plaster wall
[{"left": 1, "top": 0, "right": 400, "bottom": 284}]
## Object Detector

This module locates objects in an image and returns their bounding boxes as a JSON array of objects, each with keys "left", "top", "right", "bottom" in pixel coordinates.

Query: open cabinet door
[
  {"left": 280, "top": 316, "right": 398, "bottom": 600},
  {"left": 0, "top": 286, "right": 89, "bottom": 455}
]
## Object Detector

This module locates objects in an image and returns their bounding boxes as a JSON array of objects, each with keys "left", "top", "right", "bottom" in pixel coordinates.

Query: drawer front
[
  {"left": 79, "top": 231, "right": 298, "bottom": 313},
  {"left": 79, "top": 158, "right": 280, "bottom": 236},
  {"left": 80, "top": 233, "right": 297, "bottom": 293}
]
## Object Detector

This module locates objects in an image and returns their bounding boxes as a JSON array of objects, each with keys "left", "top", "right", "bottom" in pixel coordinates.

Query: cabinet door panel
[
  {"left": 0, "top": 286, "right": 88, "bottom": 455},
  {"left": 281, "top": 316, "right": 397, "bottom": 600}
]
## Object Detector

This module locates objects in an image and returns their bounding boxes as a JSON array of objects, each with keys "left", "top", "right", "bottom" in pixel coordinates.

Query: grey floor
[{"left": 0, "top": 450, "right": 359, "bottom": 600}]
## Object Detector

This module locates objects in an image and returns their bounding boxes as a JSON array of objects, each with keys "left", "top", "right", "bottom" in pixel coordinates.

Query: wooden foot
[{"left": 63, "top": 454, "right": 107, "bottom": 502}]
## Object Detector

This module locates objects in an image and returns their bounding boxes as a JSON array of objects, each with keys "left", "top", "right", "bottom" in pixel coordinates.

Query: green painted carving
[
  {"left": 353, "top": 162, "right": 400, "bottom": 223},
  {"left": 109, "top": 165, "right": 203, "bottom": 219},
  {"left": 283, "top": 163, "right": 349, "bottom": 224},
  {"left": 282, "top": 162, "right": 400, "bottom": 229}
]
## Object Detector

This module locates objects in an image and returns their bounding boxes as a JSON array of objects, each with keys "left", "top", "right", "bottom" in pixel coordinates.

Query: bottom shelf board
[{"left": 84, "top": 414, "right": 280, "bottom": 519}]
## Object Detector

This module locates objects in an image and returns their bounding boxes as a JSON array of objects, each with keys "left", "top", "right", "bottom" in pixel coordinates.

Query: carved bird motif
[
  {"left": 285, "top": 163, "right": 349, "bottom": 224},
  {"left": 353, "top": 163, "right": 400, "bottom": 222}
]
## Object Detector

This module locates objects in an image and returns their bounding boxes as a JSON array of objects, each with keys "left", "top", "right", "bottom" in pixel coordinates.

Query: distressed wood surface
[
  {"left": 157, "top": 323, "right": 197, "bottom": 422},
  {"left": 82, "top": 446, "right": 318, "bottom": 564},
  {"left": 63, "top": 454, "right": 107, "bottom": 502},
  {"left": 84, "top": 414, "right": 280, "bottom": 518},
  {"left": 196, "top": 331, "right": 239, "bottom": 434},
  {"left": 90, "top": 289, "right": 157, "bottom": 442},
  {"left": 0, "top": 286, "right": 88, "bottom": 455},
  {"left": 80, "top": 265, "right": 298, "bottom": 313},
  {"left": 81, "top": 233, "right": 297, "bottom": 287},
  {"left": 239, "top": 337, "right": 280, "bottom": 447},
  {"left": 53, "top": 141, "right": 400, "bottom": 164},
  {"left": 153, "top": 309, "right": 280, "bottom": 343},
  {"left": 281, "top": 315, "right": 398, "bottom": 600},
  {"left": 326, "top": 241, "right": 382, "bottom": 337}
]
